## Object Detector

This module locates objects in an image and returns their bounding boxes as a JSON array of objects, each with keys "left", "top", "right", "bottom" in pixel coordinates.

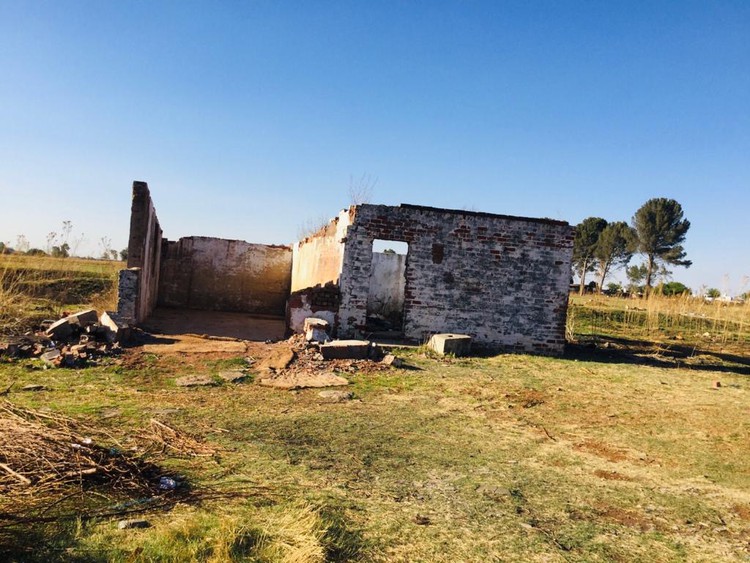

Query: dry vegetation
[
  {"left": 0, "top": 257, "right": 749, "bottom": 561},
  {"left": 0, "top": 255, "right": 121, "bottom": 335}
]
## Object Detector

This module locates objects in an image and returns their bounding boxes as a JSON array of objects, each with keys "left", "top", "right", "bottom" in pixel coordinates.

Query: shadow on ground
[{"left": 565, "top": 335, "right": 750, "bottom": 375}]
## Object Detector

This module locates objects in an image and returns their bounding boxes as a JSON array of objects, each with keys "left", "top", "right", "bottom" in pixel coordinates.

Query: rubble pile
[
  {"left": 255, "top": 318, "right": 403, "bottom": 390},
  {"left": 0, "top": 309, "right": 130, "bottom": 368}
]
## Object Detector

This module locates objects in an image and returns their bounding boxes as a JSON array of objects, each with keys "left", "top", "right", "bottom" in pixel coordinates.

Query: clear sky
[{"left": 1, "top": 1, "right": 748, "bottom": 294}]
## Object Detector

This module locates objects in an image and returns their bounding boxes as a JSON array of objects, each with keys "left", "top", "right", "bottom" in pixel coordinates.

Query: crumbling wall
[
  {"left": 117, "top": 181, "right": 163, "bottom": 324},
  {"left": 287, "top": 210, "right": 352, "bottom": 332},
  {"left": 337, "top": 204, "right": 574, "bottom": 355},
  {"left": 158, "top": 237, "right": 292, "bottom": 316},
  {"left": 291, "top": 210, "right": 351, "bottom": 292}
]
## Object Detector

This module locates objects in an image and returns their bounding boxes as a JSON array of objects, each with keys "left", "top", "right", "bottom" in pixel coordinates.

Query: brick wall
[{"left": 337, "top": 204, "right": 574, "bottom": 355}]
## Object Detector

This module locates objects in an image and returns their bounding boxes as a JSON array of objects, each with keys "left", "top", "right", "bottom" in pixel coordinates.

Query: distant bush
[{"left": 660, "top": 282, "right": 691, "bottom": 296}]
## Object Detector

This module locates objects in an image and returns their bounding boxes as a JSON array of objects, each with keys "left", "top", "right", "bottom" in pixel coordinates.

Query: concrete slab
[
  {"left": 142, "top": 335, "right": 247, "bottom": 355},
  {"left": 45, "top": 318, "right": 73, "bottom": 340},
  {"left": 427, "top": 333, "right": 472, "bottom": 356},
  {"left": 258, "top": 372, "right": 349, "bottom": 390},
  {"left": 320, "top": 340, "right": 371, "bottom": 360},
  {"left": 100, "top": 311, "right": 131, "bottom": 343},
  {"left": 67, "top": 309, "right": 99, "bottom": 327}
]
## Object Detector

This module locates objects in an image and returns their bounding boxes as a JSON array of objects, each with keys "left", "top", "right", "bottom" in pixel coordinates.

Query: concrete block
[
  {"left": 45, "top": 319, "right": 73, "bottom": 341},
  {"left": 66, "top": 309, "right": 98, "bottom": 327},
  {"left": 304, "top": 317, "right": 330, "bottom": 331},
  {"left": 41, "top": 349, "right": 61, "bottom": 366},
  {"left": 427, "top": 333, "right": 472, "bottom": 356},
  {"left": 100, "top": 311, "right": 131, "bottom": 343},
  {"left": 320, "top": 340, "right": 371, "bottom": 360},
  {"left": 304, "top": 317, "right": 331, "bottom": 343}
]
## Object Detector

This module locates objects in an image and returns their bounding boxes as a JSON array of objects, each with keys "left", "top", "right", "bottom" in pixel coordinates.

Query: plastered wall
[{"left": 158, "top": 237, "right": 292, "bottom": 316}]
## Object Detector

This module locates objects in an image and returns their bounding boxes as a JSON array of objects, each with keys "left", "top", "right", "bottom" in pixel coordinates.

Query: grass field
[
  {"left": 1, "top": 257, "right": 749, "bottom": 561},
  {"left": 0, "top": 254, "right": 121, "bottom": 334}
]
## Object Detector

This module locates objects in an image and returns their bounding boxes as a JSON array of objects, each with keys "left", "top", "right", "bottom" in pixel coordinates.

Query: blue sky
[{"left": 1, "top": 1, "right": 748, "bottom": 294}]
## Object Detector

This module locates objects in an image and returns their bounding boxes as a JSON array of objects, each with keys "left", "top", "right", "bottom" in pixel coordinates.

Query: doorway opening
[{"left": 366, "top": 239, "right": 408, "bottom": 336}]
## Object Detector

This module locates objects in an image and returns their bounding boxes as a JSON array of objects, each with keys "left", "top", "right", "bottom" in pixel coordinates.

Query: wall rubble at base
[
  {"left": 337, "top": 204, "right": 575, "bottom": 355},
  {"left": 158, "top": 237, "right": 292, "bottom": 316}
]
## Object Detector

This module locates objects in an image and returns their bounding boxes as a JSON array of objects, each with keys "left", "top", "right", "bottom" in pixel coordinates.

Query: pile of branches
[{"left": 0, "top": 401, "right": 172, "bottom": 523}]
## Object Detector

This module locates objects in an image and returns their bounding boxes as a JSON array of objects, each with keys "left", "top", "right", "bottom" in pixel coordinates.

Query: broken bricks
[{"left": 0, "top": 308, "right": 129, "bottom": 368}]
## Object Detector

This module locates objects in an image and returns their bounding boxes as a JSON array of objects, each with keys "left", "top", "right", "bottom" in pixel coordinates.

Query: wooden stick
[{"left": 0, "top": 462, "right": 31, "bottom": 485}]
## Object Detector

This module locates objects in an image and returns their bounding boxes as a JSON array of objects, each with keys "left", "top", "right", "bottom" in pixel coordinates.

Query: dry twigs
[
  {"left": 0, "top": 401, "right": 167, "bottom": 524},
  {"left": 141, "top": 418, "right": 217, "bottom": 458}
]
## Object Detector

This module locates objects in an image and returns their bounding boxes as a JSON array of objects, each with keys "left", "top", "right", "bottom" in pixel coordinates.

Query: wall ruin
[
  {"left": 159, "top": 237, "right": 292, "bottom": 316},
  {"left": 337, "top": 204, "right": 574, "bottom": 355},
  {"left": 117, "top": 181, "right": 162, "bottom": 324},
  {"left": 117, "top": 183, "right": 574, "bottom": 356}
]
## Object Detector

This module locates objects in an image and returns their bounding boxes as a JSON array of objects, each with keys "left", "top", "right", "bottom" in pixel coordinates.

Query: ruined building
[{"left": 118, "top": 181, "right": 574, "bottom": 355}]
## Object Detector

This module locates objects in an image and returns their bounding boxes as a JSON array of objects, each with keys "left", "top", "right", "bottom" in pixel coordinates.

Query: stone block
[
  {"left": 41, "top": 349, "right": 61, "bottom": 366},
  {"left": 320, "top": 340, "right": 371, "bottom": 360},
  {"left": 304, "top": 317, "right": 330, "bottom": 331},
  {"left": 427, "top": 333, "right": 472, "bottom": 356},
  {"left": 66, "top": 309, "right": 98, "bottom": 327},
  {"left": 45, "top": 318, "right": 73, "bottom": 341},
  {"left": 100, "top": 311, "right": 131, "bottom": 343}
]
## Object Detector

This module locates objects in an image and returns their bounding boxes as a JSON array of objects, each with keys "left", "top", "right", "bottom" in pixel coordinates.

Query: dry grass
[
  {"left": 1, "top": 270, "right": 749, "bottom": 560},
  {"left": 0, "top": 255, "right": 121, "bottom": 334},
  {"left": 569, "top": 292, "right": 750, "bottom": 349}
]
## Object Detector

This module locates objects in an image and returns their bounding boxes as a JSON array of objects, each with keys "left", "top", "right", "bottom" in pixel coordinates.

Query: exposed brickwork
[
  {"left": 286, "top": 283, "right": 341, "bottom": 333},
  {"left": 337, "top": 204, "right": 574, "bottom": 355}
]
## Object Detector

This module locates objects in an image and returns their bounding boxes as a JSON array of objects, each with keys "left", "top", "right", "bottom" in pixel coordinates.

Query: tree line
[{"left": 573, "top": 198, "right": 691, "bottom": 295}]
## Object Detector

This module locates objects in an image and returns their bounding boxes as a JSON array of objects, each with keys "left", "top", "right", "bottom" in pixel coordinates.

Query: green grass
[
  {"left": 2, "top": 278, "right": 750, "bottom": 561},
  {"left": 2, "top": 343, "right": 749, "bottom": 561}
]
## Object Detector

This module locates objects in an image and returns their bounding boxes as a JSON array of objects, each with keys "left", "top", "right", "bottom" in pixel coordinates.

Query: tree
[
  {"left": 661, "top": 281, "right": 691, "bottom": 296},
  {"left": 605, "top": 282, "right": 623, "bottom": 295},
  {"left": 706, "top": 288, "right": 721, "bottom": 299},
  {"left": 120, "top": 248, "right": 128, "bottom": 261},
  {"left": 626, "top": 263, "right": 648, "bottom": 294},
  {"left": 632, "top": 198, "right": 691, "bottom": 289},
  {"left": 593, "top": 221, "right": 636, "bottom": 293},
  {"left": 51, "top": 243, "right": 70, "bottom": 258},
  {"left": 572, "top": 217, "right": 607, "bottom": 295},
  {"left": 348, "top": 173, "right": 377, "bottom": 205}
]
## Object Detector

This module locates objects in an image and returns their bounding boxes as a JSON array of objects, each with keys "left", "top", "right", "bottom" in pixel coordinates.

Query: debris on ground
[
  {"left": 218, "top": 370, "right": 249, "bottom": 383},
  {"left": 382, "top": 353, "right": 404, "bottom": 367},
  {"left": 0, "top": 401, "right": 173, "bottom": 520},
  {"left": 253, "top": 333, "right": 399, "bottom": 391},
  {"left": 318, "top": 390, "right": 354, "bottom": 402},
  {"left": 256, "top": 348, "right": 295, "bottom": 371},
  {"left": 174, "top": 375, "right": 217, "bottom": 387},
  {"left": 0, "top": 308, "right": 130, "bottom": 368},
  {"left": 118, "top": 519, "right": 151, "bottom": 530},
  {"left": 304, "top": 317, "right": 331, "bottom": 343}
]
